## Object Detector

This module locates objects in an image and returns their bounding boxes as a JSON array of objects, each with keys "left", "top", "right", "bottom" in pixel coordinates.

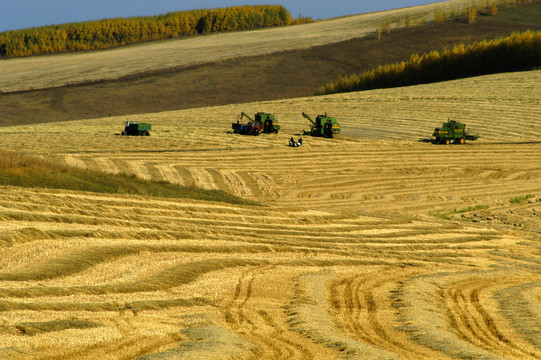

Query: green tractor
[
  {"left": 302, "top": 112, "right": 340, "bottom": 138},
  {"left": 235, "top": 112, "right": 280, "bottom": 134},
  {"left": 122, "top": 121, "right": 151, "bottom": 136},
  {"left": 432, "top": 119, "right": 479, "bottom": 144}
]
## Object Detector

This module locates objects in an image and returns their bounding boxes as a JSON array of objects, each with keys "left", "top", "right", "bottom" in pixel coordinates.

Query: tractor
[
  {"left": 232, "top": 112, "right": 280, "bottom": 135},
  {"left": 121, "top": 121, "right": 151, "bottom": 136},
  {"left": 302, "top": 112, "right": 340, "bottom": 138},
  {"left": 432, "top": 120, "right": 479, "bottom": 144}
]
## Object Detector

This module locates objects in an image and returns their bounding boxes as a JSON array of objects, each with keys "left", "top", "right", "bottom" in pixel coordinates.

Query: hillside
[
  {"left": 0, "top": 150, "right": 253, "bottom": 205},
  {"left": 1, "top": 18, "right": 538, "bottom": 127},
  {"left": 1, "top": 69, "right": 539, "bottom": 211},
  {"left": 1, "top": 1, "right": 540, "bottom": 359},
  {"left": 0, "top": 70, "right": 540, "bottom": 359},
  {"left": 1, "top": 0, "right": 469, "bottom": 93}
]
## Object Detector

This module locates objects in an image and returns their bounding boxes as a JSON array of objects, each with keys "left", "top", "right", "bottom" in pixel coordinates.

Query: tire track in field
[
  {"left": 328, "top": 271, "right": 444, "bottom": 359},
  {"left": 288, "top": 272, "right": 403, "bottom": 360},
  {"left": 396, "top": 270, "right": 541, "bottom": 360},
  {"left": 396, "top": 271, "right": 509, "bottom": 360},
  {"left": 256, "top": 309, "right": 314, "bottom": 360},
  {"left": 224, "top": 270, "right": 284, "bottom": 359},
  {"left": 222, "top": 268, "right": 314, "bottom": 360},
  {"left": 441, "top": 276, "right": 541, "bottom": 359}
]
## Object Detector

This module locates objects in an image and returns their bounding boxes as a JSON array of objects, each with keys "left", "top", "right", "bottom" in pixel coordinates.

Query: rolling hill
[
  {"left": 0, "top": 69, "right": 540, "bottom": 359},
  {"left": 1, "top": 0, "right": 540, "bottom": 127},
  {"left": 0, "top": 1, "right": 540, "bottom": 359}
]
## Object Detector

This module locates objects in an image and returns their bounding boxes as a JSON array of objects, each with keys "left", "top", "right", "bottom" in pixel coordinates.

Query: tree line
[
  {"left": 378, "top": 0, "right": 537, "bottom": 40},
  {"left": 0, "top": 5, "right": 297, "bottom": 58},
  {"left": 316, "top": 31, "right": 541, "bottom": 95}
]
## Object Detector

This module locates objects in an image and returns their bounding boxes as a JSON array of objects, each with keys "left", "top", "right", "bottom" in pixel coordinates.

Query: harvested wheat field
[{"left": 0, "top": 70, "right": 540, "bottom": 359}]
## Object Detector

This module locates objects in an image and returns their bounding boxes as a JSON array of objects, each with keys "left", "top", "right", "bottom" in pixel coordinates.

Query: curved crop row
[{"left": 0, "top": 149, "right": 253, "bottom": 205}]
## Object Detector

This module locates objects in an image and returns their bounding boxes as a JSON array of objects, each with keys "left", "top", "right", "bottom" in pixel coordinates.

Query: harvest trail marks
[
  {"left": 2, "top": 185, "right": 533, "bottom": 358},
  {"left": 0, "top": 71, "right": 540, "bottom": 358},
  {"left": 2, "top": 71, "right": 539, "bottom": 214}
]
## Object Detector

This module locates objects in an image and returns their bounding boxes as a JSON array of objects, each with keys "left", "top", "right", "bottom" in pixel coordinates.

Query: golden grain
[{"left": 0, "top": 58, "right": 539, "bottom": 360}]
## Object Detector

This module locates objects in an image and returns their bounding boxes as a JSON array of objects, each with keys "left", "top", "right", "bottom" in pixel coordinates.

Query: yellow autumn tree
[{"left": 0, "top": 5, "right": 292, "bottom": 58}]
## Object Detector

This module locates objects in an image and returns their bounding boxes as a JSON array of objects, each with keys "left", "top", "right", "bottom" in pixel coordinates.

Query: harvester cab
[
  {"left": 432, "top": 119, "right": 479, "bottom": 144},
  {"left": 302, "top": 112, "right": 340, "bottom": 138},
  {"left": 122, "top": 121, "right": 151, "bottom": 136},
  {"left": 254, "top": 112, "right": 280, "bottom": 134}
]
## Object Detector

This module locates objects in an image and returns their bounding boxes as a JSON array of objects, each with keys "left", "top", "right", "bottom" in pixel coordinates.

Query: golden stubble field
[
  {"left": 0, "top": 0, "right": 480, "bottom": 93},
  {"left": 0, "top": 70, "right": 540, "bottom": 359}
]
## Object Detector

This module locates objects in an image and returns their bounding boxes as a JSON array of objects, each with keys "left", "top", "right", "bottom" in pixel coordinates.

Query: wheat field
[
  {"left": 0, "top": 0, "right": 483, "bottom": 93},
  {"left": 0, "top": 69, "right": 539, "bottom": 359}
]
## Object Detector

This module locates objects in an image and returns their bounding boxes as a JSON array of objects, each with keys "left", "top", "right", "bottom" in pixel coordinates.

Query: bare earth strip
[
  {"left": 0, "top": 71, "right": 539, "bottom": 359},
  {"left": 0, "top": 0, "right": 476, "bottom": 93}
]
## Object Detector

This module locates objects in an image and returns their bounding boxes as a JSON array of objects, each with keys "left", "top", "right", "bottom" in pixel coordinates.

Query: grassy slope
[
  {"left": 485, "top": 2, "right": 541, "bottom": 26},
  {"left": 0, "top": 150, "right": 255, "bottom": 205}
]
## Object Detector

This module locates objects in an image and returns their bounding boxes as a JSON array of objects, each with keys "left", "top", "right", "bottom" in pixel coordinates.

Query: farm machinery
[
  {"left": 121, "top": 121, "right": 151, "bottom": 136},
  {"left": 302, "top": 112, "right": 340, "bottom": 138},
  {"left": 432, "top": 120, "right": 479, "bottom": 144},
  {"left": 232, "top": 112, "right": 280, "bottom": 135}
]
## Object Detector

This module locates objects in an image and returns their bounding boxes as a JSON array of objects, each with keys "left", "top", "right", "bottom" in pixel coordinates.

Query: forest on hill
[
  {"left": 317, "top": 30, "right": 541, "bottom": 95},
  {"left": 0, "top": 5, "right": 297, "bottom": 58}
]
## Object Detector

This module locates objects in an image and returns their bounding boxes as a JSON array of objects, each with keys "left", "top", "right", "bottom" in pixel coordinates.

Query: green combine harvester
[
  {"left": 233, "top": 112, "right": 280, "bottom": 134},
  {"left": 432, "top": 120, "right": 479, "bottom": 144},
  {"left": 302, "top": 112, "right": 340, "bottom": 138},
  {"left": 121, "top": 121, "right": 151, "bottom": 136}
]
